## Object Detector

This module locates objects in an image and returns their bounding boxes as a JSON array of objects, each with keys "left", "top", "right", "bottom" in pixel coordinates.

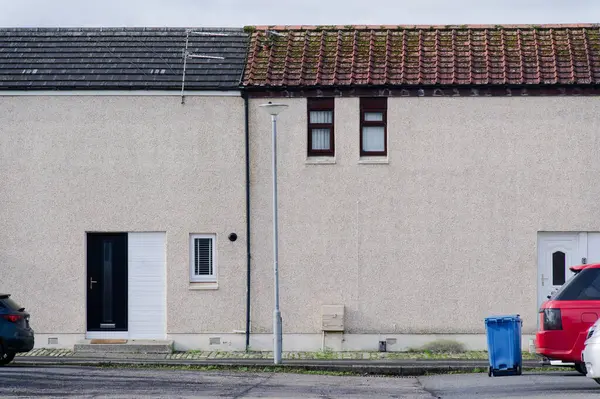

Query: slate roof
[
  {"left": 243, "top": 24, "right": 600, "bottom": 88},
  {"left": 0, "top": 27, "right": 249, "bottom": 90}
]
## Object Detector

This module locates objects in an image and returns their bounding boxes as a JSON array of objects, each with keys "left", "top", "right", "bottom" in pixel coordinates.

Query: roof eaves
[{"left": 251, "top": 23, "right": 600, "bottom": 31}]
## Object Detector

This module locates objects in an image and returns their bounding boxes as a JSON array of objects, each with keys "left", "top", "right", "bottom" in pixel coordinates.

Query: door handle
[
  {"left": 89, "top": 278, "right": 98, "bottom": 290},
  {"left": 541, "top": 274, "right": 548, "bottom": 287}
]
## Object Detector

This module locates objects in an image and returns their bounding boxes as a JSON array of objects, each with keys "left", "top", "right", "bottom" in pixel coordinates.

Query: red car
[{"left": 535, "top": 263, "right": 600, "bottom": 374}]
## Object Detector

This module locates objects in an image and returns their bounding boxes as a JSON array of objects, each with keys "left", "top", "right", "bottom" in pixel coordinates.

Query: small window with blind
[
  {"left": 360, "top": 97, "right": 387, "bottom": 156},
  {"left": 190, "top": 234, "right": 216, "bottom": 282},
  {"left": 307, "top": 98, "right": 334, "bottom": 157}
]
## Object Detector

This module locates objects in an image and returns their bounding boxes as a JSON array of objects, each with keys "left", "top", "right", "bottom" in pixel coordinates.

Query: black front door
[{"left": 87, "top": 233, "right": 128, "bottom": 331}]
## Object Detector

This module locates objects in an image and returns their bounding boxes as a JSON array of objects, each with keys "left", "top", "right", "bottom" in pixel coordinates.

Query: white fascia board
[{"left": 0, "top": 90, "right": 242, "bottom": 97}]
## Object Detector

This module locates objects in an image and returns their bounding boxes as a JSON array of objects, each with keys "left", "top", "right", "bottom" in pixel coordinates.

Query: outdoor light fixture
[
  {"left": 259, "top": 101, "right": 288, "bottom": 365},
  {"left": 259, "top": 102, "right": 288, "bottom": 116}
]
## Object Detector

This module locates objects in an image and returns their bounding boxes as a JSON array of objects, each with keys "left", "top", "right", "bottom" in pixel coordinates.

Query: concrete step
[{"left": 74, "top": 339, "right": 174, "bottom": 354}]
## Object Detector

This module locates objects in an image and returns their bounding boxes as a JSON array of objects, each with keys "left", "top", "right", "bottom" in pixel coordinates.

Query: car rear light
[
  {"left": 588, "top": 327, "right": 596, "bottom": 339},
  {"left": 542, "top": 308, "right": 563, "bottom": 330},
  {"left": 2, "top": 314, "right": 23, "bottom": 323}
]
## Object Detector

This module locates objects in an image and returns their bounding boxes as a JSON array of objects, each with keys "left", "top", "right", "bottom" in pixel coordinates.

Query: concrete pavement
[
  {"left": 18, "top": 348, "right": 543, "bottom": 361},
  {"left": 13, "top": 349, "right": 546, "bottom": 376}
]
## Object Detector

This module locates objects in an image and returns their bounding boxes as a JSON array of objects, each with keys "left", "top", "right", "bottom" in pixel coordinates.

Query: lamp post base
[{"left": 273, "top": 309, "right": 282, "bottom": 364}]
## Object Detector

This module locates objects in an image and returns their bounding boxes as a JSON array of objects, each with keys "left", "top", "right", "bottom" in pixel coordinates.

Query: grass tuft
[{"left": 419, "top": 339, "right": 467, "bottom": 354}]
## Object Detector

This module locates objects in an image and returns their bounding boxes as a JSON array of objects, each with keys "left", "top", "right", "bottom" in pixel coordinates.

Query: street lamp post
[{"left": 259, "top": 101, "right": 288, "bottom": 365}]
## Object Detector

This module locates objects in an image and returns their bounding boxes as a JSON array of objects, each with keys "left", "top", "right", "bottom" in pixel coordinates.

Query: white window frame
[{"left": 189, "top": 234, "right": 217, "bottom": 282}]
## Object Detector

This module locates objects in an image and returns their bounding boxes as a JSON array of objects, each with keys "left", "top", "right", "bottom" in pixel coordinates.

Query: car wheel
[
  {"left": 0, "top": 349, "right": 16, "bottom": 366},
  {"left": 575, "top": 362, "right": 587, "bottom": 375}
]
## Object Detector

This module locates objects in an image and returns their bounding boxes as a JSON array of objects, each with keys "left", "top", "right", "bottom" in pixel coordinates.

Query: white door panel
[
  {"left": 587, "top": 233, "right": 600, "bottom": 264},
  {"left": 128, "top": 232, "right": 166, "bottom": 340}
]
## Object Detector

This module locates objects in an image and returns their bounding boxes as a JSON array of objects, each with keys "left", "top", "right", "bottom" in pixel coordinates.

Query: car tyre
[
  {"left": 488, "top": 366, "right": 493, "bottom": 377},
  {"left": 0, "top": 348, "right": 16, "bottom": 366},
  {"left": 575, "top": 362, "right": 587, "bottom": 375}
]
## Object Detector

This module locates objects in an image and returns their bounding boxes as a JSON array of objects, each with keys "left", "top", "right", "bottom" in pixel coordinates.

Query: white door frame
[{"left": 86, "top": 232, "right": 166, "bottom": 340}]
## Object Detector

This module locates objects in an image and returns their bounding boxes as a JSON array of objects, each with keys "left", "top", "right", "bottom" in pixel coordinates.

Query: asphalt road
[
  {"left": 420, "top": 370, "right": 600, "bottom": 399},
  {"left": 1, "top": 365, "right": 599, "bottom": 398},
  {"left": 0, "top": 365, "right": 432, "bottom": 398}
]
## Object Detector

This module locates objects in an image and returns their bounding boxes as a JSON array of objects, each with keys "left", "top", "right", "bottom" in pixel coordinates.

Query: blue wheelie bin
[{"left": 484, "top": 315, "right": 522, "bottom": 377}]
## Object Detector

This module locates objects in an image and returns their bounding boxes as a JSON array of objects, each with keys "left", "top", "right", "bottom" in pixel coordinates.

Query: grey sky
[{"left": 1, "top": 0, "right": 598, "bottom": 28}]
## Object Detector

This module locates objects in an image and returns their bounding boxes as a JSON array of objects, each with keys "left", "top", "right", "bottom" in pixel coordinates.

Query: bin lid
[{"left": 485, "top": 314, "right": 521, "bottom": 323}]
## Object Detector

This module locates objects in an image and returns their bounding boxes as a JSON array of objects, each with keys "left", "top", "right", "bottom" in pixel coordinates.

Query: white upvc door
[
  {"left": 537, "top": 232, "right": 581, "bottom": 308},
  {"left": 537, "top": 232, "right": 600, "bottom": 308}
]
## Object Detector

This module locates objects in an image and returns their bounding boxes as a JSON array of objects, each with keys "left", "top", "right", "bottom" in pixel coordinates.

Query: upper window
[
  {"left": 190, "top": 234, "right": 216, "bottom": 282},
  {"left": 307, "top": 98, "right": 334, "bottom": 157},
  {"left": 360, "top": 97, "right": 387, "bottom": 156}
]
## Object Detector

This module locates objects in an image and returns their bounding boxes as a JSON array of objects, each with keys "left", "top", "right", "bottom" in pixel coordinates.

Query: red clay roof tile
[{"left": 243, "top": 25, "right": 600, "bottom": 87}]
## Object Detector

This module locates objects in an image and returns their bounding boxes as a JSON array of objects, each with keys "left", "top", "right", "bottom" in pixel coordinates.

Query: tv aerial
[{"left": 180, "top": 29, "right": 230, "bottom": 104}]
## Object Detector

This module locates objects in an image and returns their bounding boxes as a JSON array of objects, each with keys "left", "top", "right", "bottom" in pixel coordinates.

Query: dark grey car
[{"left": 0, "top": 294, "right": 34, "bottom": 365}]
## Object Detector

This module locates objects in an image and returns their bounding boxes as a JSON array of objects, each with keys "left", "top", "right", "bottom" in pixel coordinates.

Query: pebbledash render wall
[
  {"left": 3, "top": 93, "right": 600, "bottom": 352},
  {"left": 247, "top": 95, "right": 600, "bottom": 351},
  {"left": 0, "top": 94, "right": 248, "bottom": 350}
]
